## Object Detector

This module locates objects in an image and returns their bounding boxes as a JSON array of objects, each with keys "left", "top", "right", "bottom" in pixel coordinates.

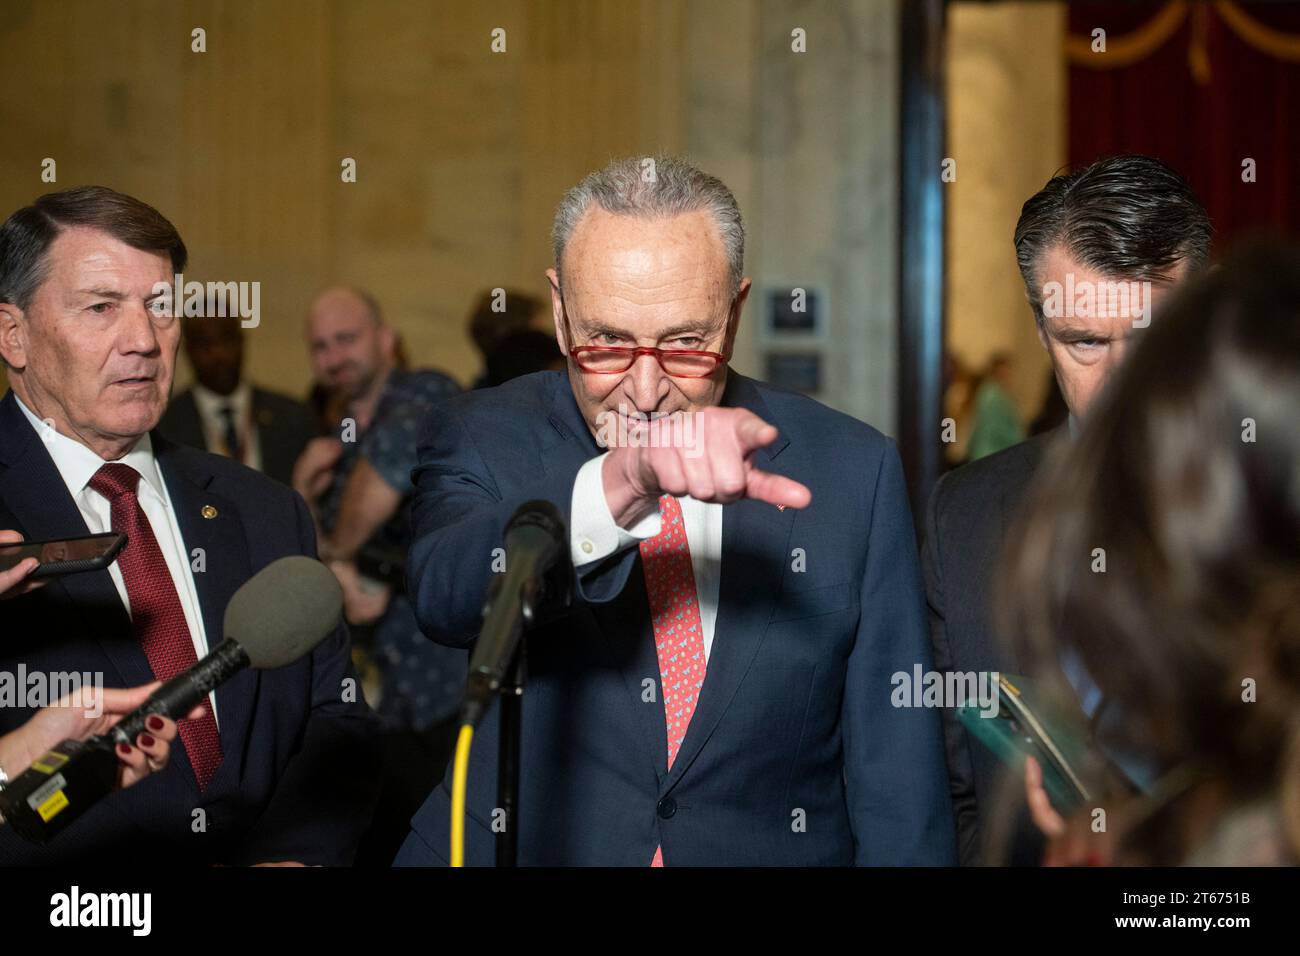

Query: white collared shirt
[
  {"left": 191, "top": 380, "right": 261, "bottom": 472},
  {"left": 16, "top": 395, "right": 218, "bottom": 724},
  {"left": 570, "top": 452, "right": 722, "bottom": 662}
]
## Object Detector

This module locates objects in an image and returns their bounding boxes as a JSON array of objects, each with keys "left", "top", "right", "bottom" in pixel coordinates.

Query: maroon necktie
[{"left": 88, "top": 463, "right": 223, "bottom": 791}]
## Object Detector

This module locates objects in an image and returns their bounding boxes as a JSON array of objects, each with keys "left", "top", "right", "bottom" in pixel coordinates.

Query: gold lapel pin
[
  {"left": 201, "top": 505, "right": 218, "bottom": 519},
  {"left": 777, "top": 505, "right": 786, "bottom": 512}
]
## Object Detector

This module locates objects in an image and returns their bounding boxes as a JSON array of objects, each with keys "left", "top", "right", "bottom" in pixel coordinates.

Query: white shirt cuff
[{"left": 570, "top": 452, "right": 661, "bottom": 568}]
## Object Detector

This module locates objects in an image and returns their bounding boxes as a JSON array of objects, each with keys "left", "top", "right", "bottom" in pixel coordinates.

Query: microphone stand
[
  {"left": 465, "top": 504, "right": 571, "bottom": 868},
  {"left": 494, "top": 555, "right": 570, "bottom": 867},
  {"left": 496, "top": 638, "right": 525, "bottom": 867}
]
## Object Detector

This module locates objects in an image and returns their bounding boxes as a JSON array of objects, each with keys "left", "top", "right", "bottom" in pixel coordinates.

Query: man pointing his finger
[{"left": 397, "top": 157, "right": 955, "bottom": 866}]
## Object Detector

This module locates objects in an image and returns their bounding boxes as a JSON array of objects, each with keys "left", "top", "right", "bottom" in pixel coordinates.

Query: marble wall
[
  {"left": 692, "top": 0, "right": 901, "bottom": 430},
  {"left": 946, "top": 1, "right": 1066, "bottom": 421},
  {"left": 0, "top": 0, "right": 901, "bottom": 432}
]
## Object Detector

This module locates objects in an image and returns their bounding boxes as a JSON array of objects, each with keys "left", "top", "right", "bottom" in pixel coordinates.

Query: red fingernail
[
  {"left": 117, "top": 743, "right": 132, "bottom": 756},
  {"left": 147, "top": 715, "right": 164, "bottom": 732},
  {"left": 139, "top": 733, "right": 155, "bottom": 748}
]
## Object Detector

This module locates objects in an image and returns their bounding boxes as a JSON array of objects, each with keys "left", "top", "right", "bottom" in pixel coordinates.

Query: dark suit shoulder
[
  {"left": 750, "top": 376, "right": 894, "bottom": 465},
  {"left": 932, "top": 431, "right": 1058, "bottom": 518},
  {"left": 160, "top": 438, "right": 301, "bottom": 507},
  {"left": 431, "top": 371, "right": 562, "bottom": 439},
  {"left": 442, "top": 371, "right": 898, "bottom": 474}
]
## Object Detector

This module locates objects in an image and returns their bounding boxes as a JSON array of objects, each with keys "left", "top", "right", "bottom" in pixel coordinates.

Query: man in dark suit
[
  {"left": 395, "top": 157, "right": 955, "bottom": 866},
  {"left": 160, "top": 315, "right": 315, "bottom": 486},
  {"left": 924, "top": 155, "right": 1211, "bottom": 865},
  {"left": 0, "top": 185, "right": 379, "bottom": 864}
]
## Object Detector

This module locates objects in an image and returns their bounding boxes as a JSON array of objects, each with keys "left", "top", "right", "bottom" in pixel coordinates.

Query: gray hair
[{"left": 551, "top": 156, "right": 745, "bottom": 295}]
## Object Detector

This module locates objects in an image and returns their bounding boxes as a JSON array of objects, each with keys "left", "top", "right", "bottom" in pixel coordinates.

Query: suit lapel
[
  {"left": 535, "top": 373, "right": 799, "bottom": 786},
  {"left": 153, "top": 435, "right": 256, "bottom": 789},
  {"left": 993, "top": 432, "right": 1059, "bottom": 673},
  {"left": 0, "top": 392, "right": 142, "bottom": 686},
  {"left": 536, "top": 376, "right": 670, "bottom": 778},
  {"left": 539, "top": 372, "right": 599, "bottom": 471},
  {"left": 666, "top": 373, "right": 795, "bottom": 785},
  {"left": 595, "top": 570, "right": 670, "bottom": 779},
  {"left": 0, "top": 394, "right": 260, "bottom": 791}
]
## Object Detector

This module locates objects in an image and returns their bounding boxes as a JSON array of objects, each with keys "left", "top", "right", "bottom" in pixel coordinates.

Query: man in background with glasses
[{"left": 397, "top": 157, "right": 955, "bottom": 866}]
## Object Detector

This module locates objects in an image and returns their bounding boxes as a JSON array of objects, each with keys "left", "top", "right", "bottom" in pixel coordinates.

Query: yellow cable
[{"left": 450, "top": 723, "right": 474, "bottom": 867}]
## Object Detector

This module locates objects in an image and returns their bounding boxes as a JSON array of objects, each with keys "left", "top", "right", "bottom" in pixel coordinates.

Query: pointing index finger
[
  {"left": 745, "top": 469, "right": 812, "bottom": 510},
  {"left": 734, "top": 411, "right": 779, "bottom": 454}
]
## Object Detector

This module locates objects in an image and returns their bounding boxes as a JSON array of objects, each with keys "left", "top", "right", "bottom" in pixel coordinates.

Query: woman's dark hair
[
  {"left": 0, "top": 185, "right": 187, "bottom": 310},
  {"left": 998, "top": 244, "right": 1300, "bottom": 861},
  {"left": 1014, "top": 155, "right": 1212, "bottom": 325}
]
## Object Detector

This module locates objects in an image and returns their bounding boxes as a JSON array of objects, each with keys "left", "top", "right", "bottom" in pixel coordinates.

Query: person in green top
[{"left": 967, "top": 352, "right": 1024, "bottom": 460}]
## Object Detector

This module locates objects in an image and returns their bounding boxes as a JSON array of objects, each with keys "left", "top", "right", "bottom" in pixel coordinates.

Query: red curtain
[{"left": 1068, "top": 2, "right": 1300, "bottom": 250}]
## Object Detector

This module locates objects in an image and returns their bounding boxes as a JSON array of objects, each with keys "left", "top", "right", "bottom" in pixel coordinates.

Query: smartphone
[
  {"left": 956, "top": 673, "right": 1102, "bottom": 814},
  {"left": 0, "top": 532, "right": 127, "bottom": 579}
]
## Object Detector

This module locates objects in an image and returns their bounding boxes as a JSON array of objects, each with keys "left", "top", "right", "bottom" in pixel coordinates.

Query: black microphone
[
  {"left": 109, "top": 556, "right": 342, "bottom": 746},
  {"left": 0, "top": 556, "right": 342, "bottom": 845},
  {"left": 462, "top": 500, "right": 570, "bottom": 728}
]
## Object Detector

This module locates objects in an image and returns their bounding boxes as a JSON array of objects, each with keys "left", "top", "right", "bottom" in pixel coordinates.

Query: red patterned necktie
[
  {"left": 88, "top": 463, "right": 223, "bottom": 791},
  {"left": 640, "top": 494, "right": 707, "bottom": 867}
]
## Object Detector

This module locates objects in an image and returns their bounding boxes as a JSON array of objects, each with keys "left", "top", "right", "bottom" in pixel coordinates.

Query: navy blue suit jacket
[
  {"left": 396, "top": 370, "right": 955, "bottom": 866},
  {"left": 0, "top": 391, "right": 380, "bottom": 865},
  {"left": 923, "top": 429, "right": 1071, "bottom": 865}
]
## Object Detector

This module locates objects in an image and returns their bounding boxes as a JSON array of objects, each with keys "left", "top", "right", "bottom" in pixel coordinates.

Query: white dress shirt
[
  {"left": 570, "top": 452, "right": 722, "bottom": 662},
  {"left": 191, "top": 380, "right": 261, "bottom": 472},
  {"left": 16, "top": 395, "right": 218, "bottom": 724}
]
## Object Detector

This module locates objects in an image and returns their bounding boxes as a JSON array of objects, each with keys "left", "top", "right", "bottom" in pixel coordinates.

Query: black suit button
[{"left": 657, "top": 797, "right": 677, "bottom": 819}]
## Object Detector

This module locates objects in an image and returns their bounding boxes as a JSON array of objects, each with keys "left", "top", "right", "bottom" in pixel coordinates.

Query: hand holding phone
[
  {"left": 0, "top": 531, "right": 127, "bottom": 595},
  {"left": 0, "top": 531, "right": 43, "bottom": 599}
]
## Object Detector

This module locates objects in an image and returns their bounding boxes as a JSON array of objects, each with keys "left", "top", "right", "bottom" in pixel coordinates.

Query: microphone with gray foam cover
[
  {"left": 109, "top": 555, "right": 343, "bottom": 746},
  {"left": 0, "top": 557, "right": 343, "bottom": 845}
]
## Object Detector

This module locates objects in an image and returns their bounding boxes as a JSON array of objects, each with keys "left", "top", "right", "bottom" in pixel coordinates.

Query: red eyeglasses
[
  {"left": 568, "top": 344, "right": 726, "bottom": 378},
  {"left": 562, "top": 301, "right": 727, "bottom": 379}
]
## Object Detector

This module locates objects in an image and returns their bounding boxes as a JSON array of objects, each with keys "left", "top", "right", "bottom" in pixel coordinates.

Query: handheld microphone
[
  {"left": 0, "top": 556, "right": 342, "bottom": 845},
  {"left": 108, "top": 556, "right": 342, "bottom": 746},
  {"left": 462, "top": 501, "right": 570, "bottom": 727}
]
